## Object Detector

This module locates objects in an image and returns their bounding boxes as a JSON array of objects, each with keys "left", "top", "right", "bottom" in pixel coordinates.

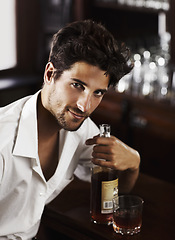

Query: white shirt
[{"left": 0, "top": 91, "right": 99, "bottom": 240}]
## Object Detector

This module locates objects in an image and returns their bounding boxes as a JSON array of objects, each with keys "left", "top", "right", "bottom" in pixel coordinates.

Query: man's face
[{"left": 42, "top": 62, "right": 109, "bottom": 131}]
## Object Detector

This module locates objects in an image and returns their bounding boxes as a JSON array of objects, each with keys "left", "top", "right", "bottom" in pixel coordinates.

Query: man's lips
[{"left": 68, "top": 109, "right": 86, "bottom": 120}]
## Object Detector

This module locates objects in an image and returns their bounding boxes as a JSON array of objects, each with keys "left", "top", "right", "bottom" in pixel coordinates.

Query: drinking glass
[{"left": 113, "top": 195, "right": 144, "bottom": 235}]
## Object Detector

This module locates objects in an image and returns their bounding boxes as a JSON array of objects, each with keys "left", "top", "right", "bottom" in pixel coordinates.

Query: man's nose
[{"left": 77, "top": 94, "right": 92, "bottom": 113}]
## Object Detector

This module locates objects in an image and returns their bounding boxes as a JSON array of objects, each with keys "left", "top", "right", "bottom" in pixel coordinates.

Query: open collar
[{"left": 12, "top": 91, "right": 40, "bottom": 160}]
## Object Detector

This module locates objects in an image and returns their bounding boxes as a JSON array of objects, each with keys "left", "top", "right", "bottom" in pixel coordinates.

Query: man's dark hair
[{"left": 49, "top": 19, "right": 133, "bottom": 87}]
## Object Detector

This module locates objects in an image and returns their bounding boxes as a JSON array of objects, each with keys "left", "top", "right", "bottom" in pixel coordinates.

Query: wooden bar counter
[{"left": 37, "top": 173, "right": 175, "bottom": 240}]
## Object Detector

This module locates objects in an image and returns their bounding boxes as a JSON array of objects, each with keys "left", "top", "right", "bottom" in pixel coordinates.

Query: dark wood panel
[
  {"left": 16, "top": 0, "right": 40, "bottom": 72},
  {"left": 37, "top": 174, "right": 175, "bottom": 240}
]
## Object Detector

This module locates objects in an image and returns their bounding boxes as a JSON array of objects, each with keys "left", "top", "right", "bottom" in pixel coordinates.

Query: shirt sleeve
[
  {"left": 74, "top": 118, "right": 100, "bottom": 182},
  {"left": 0, "top": 154, "right": 4, "bottom": 185},
  {"left": 74, "top": 147, "right": 94, "bottom": 182}
]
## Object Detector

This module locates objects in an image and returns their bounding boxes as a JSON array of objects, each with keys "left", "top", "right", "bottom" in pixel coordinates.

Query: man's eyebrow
[{"left": 71, "top": 78, "right": 87, "bottom": 86}]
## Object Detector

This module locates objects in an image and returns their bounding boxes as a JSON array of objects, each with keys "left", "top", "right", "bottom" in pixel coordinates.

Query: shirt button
[{"left": 39, "top": 192, "right": 44, "bottom": 196}]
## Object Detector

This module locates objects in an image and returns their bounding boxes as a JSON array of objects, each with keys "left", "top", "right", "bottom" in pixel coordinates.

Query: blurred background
[{"left": 0, "top": 0, "right": 174, "bottom": 183}]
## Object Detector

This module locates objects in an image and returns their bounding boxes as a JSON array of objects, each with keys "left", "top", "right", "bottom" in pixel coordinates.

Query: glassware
[
  {"left": 113, "top": 195, "right": 144, "bottom": 235},
  {"left": 90, "top": 124, "right": 118, "bottom": 225}
]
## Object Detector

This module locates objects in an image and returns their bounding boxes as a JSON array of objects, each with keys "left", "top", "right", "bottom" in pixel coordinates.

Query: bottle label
[{"left": 101, "top": 178, "right": 118, "bottom": 214}]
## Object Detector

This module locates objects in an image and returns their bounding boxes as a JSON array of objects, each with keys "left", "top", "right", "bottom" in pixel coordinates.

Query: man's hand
[
  {"left": 86, "top": 134, "right": 140, "bottom": 193},
  {"left": 86, "top": 134, "right": 140, "bottom": 172}
]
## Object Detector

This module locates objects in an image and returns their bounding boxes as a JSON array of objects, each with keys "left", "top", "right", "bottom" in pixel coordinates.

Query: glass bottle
[{"left": 90, "top": 124, "right": 118, "bottom": 225}]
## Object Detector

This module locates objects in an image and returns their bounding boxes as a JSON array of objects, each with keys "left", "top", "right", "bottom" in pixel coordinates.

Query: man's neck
[
  {"left": 37, "top": 92, "right": 60, "bottom": 139},
  {"left": 37, "top": 93, "right": 60, "bottom": 181}
]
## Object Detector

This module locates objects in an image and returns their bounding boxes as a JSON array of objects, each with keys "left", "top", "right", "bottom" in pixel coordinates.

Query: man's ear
[{"left": 44, "top": 62, "right": 55, "bottom": 84}]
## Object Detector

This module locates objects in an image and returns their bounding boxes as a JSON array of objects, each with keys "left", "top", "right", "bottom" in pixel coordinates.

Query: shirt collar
[{"left": 12, "top": 91, "right": 41, "bottom": 159}]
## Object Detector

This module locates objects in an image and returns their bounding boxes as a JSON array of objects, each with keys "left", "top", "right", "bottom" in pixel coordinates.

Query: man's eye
[
  {"left": 94, "top": 90, "right": 105, "bottom": 97},
  {"left": 71, "top": 82, "right": 84, "bottom": 90}
]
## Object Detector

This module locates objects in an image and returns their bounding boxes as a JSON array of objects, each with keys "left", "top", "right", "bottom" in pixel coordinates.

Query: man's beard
[
  {"left": 47, "top": 89, "right": 89, "bottom": 131},
  {"left": 52, "top": 107, "right": 89, "bottom": 131}
]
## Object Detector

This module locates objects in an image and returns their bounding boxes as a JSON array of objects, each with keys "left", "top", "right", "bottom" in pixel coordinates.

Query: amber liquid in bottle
[{"left": 90, "top": 124, "right": 118, "bottom": 225}]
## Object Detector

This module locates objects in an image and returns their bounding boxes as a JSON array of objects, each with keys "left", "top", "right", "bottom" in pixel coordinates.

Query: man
[{"left": 0, "top": 20, "right": 140, "bottom": 239}]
